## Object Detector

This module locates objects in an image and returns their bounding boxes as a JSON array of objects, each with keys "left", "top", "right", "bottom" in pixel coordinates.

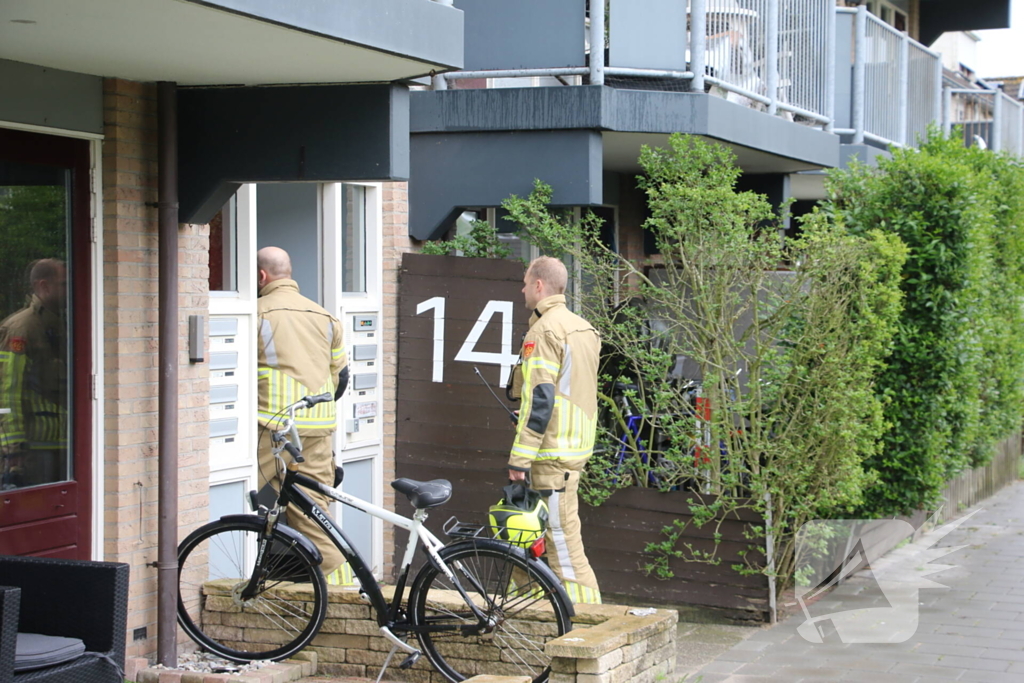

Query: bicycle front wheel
[
  {"left": 408, "top": 539, "right": 573, "bottom": 683},
  {"left": 177, "top": 517, "right": 328, "bottom": 662}
]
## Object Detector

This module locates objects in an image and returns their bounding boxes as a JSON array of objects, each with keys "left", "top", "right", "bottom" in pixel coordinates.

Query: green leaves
[
  {"left": 831, "top": 128, "right": 1024, "bottom": 516},
  {"left": 420, "top": 218, "right": 512, "bottom": 259},
  {"left": 501, "top": 134, "right": 905, "bottom": 594}
]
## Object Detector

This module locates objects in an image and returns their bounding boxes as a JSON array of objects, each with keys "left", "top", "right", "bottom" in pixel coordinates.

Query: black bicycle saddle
[{"left": 391, "top": 478, "right": 453, "bottom": 509}]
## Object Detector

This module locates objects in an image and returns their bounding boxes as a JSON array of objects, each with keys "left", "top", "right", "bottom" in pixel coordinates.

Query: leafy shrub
[
  {"left": 420, "top": 218, "right": 512, "bottom": 259},
  {"left": 827, "top": 130, "right": 1024, "bottom": 516},
  {"left": 502, "top": 134, "right": 905, "bottom": 588}
]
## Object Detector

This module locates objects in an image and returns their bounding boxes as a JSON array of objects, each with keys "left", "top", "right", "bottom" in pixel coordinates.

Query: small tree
[{"left": 502, "top": 134, "right": 905, "bottom": 590}]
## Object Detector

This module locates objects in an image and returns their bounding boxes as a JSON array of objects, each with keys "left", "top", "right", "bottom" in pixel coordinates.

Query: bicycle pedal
[{"left": 399, "top": 652, "right": 421, "bottom": 670}]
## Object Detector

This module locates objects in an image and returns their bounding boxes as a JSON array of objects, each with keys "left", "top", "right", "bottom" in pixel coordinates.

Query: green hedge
[{"left": 826, "top": 131, "right": 1024, "bottom": 516}]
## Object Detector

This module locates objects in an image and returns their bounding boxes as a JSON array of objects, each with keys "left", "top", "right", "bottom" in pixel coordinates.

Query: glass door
[{"left": 0, "top": 128, "right": 92, "bottom": 559}]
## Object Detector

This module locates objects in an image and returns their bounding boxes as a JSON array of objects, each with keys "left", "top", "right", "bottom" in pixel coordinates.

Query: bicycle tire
[
  {"left": 177, "top": 517, "right": 328, "bottom": 662},
  {"left": 408, "top": 538, "right": 573, "bottom": 683}
]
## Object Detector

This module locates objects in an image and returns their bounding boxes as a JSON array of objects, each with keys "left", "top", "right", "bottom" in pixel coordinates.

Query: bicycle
[{"left": 177, "top": 393, "right": 574, "bottom": 683}]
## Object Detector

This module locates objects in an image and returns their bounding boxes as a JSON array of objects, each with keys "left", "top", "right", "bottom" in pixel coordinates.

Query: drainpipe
[
  {"left": 942, "top": 84, "right": 952, "bottom": 137},
  {"left": 897, "top": 32, "right": 909, "bottom": 146},
  {"left": 690, "top": 0, "right": 706, "bottom": 93},
  {"left": 766, "top": 0, "right": 779, "bottom": 116},
  {"left": 157, "top": 80, "right": 179, "bottom": 669},
  {"left": 992, "top": 91, "right": 1003, "bottom": 152},
  {"left": 590, "top": 0, "right": 605, "bottom": 85},
  {"left": 852, "top": 5, "right": 866, "bottom": 145}
]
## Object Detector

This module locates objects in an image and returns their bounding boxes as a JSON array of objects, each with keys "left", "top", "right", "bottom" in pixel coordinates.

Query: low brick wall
[{"left": 200, "top": 582, "right": 677, "bottom": 682}]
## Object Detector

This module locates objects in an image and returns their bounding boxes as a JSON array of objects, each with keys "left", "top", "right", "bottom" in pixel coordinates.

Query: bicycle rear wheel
[
  {"left": 177, "top": 517, "right": 328, "bottom": 662},
  {"left": 408, "top": 539, "right": 573, "bottom": 683}
]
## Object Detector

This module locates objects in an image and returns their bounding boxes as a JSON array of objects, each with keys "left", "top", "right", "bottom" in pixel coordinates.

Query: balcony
[{"left": 430, "top": 0, "right": 1022, "bottom": 159}]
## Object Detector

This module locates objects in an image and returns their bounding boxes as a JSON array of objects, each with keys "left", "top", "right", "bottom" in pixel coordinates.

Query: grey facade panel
[
  {"left": 0, "top": 59, "right": 102, "bottom": 135},
  {"left": 412, "top": 87, "right": 838, "bottom": 169},
  {"left": 411, "top": 86, "right": 606, "bottom": 132},
  {"left": 188, "top": 0, "right": 464, "bottom": 68},
  {"left": 454, "top": 0, "right": 585, "bottom": 70},
  {"left": 409, "top": 130, "right": 603, "bottom": 240},
  {"left": 178, "top": 84, "right": 411, "bottom": 224},
  {"left": 609, "top": 0, "right": 687, "bottom": 71},
  {"left": 840, "top": 143, "right": 891, "bottom": 169}
]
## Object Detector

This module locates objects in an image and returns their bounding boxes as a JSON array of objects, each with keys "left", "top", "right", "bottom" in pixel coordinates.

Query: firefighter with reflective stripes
[
  {"left": 0, "top": 259, "right": 68, "bottom": 490},
  {"left": 509, "top": 256, "right": 602, "bottom": 604},
  {"left": 256, "top": 247, "right": 353, "bottom": 586}
]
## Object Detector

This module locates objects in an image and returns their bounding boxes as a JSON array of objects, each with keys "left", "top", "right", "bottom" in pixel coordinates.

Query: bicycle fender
[
  {"left": 218, "top": 513, "right": 324, "bottom": 565},
  {"left": 437, "top": 538, "right": 575, "bottom": 618}
]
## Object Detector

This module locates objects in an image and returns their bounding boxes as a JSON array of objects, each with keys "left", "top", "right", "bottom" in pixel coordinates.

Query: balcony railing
[
  {"left": 432, "top": 1, "right": 1024, "bottom": 158},
  {"left": 435, "top": 0, "right": 836, "bottom": 128},
  {"left": 943, "top": 87, "right": 1024, "bottom": 155},
  {"left": 833, "top": 5, "right": 942, "bottom": 147}
]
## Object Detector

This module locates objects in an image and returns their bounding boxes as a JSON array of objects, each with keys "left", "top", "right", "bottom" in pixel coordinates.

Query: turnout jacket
[
  {"left": 0, "top": 296, "right": 67, "bottom": 451},
  {"left": 509, "top": 295, "right": 600, "bottom": 473},
  {"left": 257, "top": 279, "right": 347, "bottom": 435}
]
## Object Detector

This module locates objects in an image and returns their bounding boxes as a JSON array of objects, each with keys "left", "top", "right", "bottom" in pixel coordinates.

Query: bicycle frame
[{"left": 267, "top": 463, "right": 490, "bottom": 643}]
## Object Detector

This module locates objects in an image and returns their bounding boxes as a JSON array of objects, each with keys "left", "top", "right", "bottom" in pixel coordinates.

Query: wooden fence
[{"left": 936, "top": 433, "right": 1021, "bottom": 524}]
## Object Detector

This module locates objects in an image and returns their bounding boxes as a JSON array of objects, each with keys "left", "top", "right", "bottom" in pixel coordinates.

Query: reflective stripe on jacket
[
  {"left": 509, "top": 295, "right": 600, "bottom": 472},
  {"left": 257, "top": 280, "right": 347, "bottom": 435},
  {"left": 0, "top": 298, "right": 68, "bottom": 449}
]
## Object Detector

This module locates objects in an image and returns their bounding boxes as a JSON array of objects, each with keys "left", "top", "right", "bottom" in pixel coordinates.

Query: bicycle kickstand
[{"left": 375, "top": 643, "right": 421, "bottom": 683}]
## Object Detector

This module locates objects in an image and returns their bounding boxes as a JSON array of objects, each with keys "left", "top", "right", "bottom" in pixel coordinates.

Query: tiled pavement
[{"left": 680, "top": 480, "right": 1024, "bottom": 683}]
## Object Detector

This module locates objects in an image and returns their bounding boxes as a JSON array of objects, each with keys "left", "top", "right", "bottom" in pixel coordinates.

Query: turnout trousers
[
  {"left": 532, "top": 468, "right": 601, "bottom": 604},
  {"left": 257, "top": 430, "right": 353, "bottom": 584}
]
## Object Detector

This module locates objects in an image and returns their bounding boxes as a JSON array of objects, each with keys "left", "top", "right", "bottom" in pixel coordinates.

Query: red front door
[{"left": 0, "top": 128, "right": 92, "bottom": 559}]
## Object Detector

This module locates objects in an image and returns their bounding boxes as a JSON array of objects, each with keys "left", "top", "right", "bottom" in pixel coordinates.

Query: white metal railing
[
  {"left": 437, "top": 0, "right": 835, "bottom": 127},
  {"left": 433, "top": 1, "right": 1024, "bottom": 158},
  {"left": 834, "top": 5, "right": 942, "bottom": 147},
  {"left": 943, "top": 87, "right": 1024, "bottom": 155}
]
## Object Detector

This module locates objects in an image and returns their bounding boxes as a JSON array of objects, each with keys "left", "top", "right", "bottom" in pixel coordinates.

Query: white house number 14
[{"left": 415, "top": 297, "right": 519, "bottom": 387}]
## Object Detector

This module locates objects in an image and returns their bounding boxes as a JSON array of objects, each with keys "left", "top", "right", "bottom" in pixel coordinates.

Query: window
[
  {"left": 0, "top": 163, "right": 72, "bottom": 491},
  {"left": 342, "top": 184, "right": 367, "bottom": 294}
]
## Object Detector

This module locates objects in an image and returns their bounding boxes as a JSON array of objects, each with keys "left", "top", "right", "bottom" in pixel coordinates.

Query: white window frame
[
  {"left": 208, "top": 185, "right": 258, "bottom": 514},
  {"left": 322, "top": 182, "right": 385, "bottom": 578}
]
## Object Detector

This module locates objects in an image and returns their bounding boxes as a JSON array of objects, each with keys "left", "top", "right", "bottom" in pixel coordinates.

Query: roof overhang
[
  {"left": 920, "top": 0, "right": 1011, "bottom": 46},
  {"left": 0, "top": 0, "right": 463, "bottom": 86}
]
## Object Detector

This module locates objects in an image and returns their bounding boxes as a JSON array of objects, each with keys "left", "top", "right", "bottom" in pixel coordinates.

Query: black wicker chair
[{"left": 0, "top": 555, "right": 129, "bottom": 682}]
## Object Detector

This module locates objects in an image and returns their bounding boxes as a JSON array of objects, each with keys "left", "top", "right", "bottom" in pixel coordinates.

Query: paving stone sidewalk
[{"left": 684, "top": 480, "right": 1024, "bottom": 683}]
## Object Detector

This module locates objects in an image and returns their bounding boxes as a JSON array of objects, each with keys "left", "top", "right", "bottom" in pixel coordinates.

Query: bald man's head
[{"left": 257, "top": 247, "right": 292, "bottom": 289}]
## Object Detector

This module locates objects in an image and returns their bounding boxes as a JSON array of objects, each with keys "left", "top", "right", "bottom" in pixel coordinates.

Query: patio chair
[{"left": 0, "top": 555, "right": 129, "bottom": 682}]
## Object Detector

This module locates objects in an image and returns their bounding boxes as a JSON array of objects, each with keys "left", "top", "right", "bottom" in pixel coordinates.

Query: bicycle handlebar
[
  {"left": 283, "top": 441, "right": 304, "bottom": 464},
  {"left": 302, "top": 392, "right": 334, "bottom": 409},
  {"left": 275, "top": 394, "right": 336, "bottom": 466}
]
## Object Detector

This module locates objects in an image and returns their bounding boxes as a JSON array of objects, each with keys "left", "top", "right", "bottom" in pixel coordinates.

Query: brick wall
[
  {"left": 102, "top": 78, "right": 211, "bottom": 659},
  {"left": 381, "top": 181, "right": 418, "bottom": 577}
]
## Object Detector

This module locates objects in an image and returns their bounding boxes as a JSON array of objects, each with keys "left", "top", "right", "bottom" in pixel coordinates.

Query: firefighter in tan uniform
[
  {"left": 509, "top": 256, "right": 602, "bottom": 604},
  {"left": 0, "top": 259, "right": 68, "bottom": 490},
  {"left": 256, "top": 247, "right": 353, "bottom": 585}
]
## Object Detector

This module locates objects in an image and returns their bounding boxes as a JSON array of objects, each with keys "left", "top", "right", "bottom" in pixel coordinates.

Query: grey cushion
[{"left": 14, "top": 633, "right": 86, "bottom": 672}]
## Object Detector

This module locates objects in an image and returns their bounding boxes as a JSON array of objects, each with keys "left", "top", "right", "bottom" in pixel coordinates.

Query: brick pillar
[
  {"left": 381, "top": 181, "right": 419, "bottom": 577},
  {"left": 102, "top": 78, "right": 211, "bottom": 659}
]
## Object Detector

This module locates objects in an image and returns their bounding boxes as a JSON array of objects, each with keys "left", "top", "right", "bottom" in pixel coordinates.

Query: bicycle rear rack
[{"left": 443, "top": 516, "right": 487, "bottom": 540}]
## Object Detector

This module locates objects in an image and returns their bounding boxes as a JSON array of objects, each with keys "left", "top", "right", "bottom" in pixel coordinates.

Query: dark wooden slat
[{"left": 401, "top": 253, "right": 527, "bottom": 280}]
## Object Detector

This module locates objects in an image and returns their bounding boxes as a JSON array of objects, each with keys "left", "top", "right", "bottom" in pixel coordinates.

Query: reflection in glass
[
  {"left": 342, "top": 184, "right": 366, "bottom": 293},
  {"left": 0, "top": 165, "right": 72, "bottom": 491}
]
